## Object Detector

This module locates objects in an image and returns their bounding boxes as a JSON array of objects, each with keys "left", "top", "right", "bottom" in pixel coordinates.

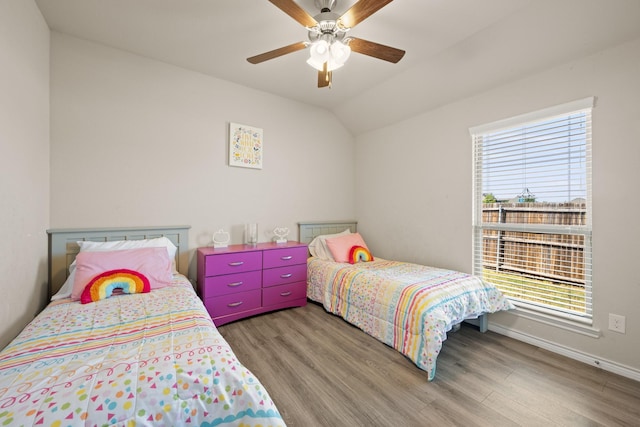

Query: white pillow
[
  {"left": 78, "top": 236, "right": 177, "bottom": 263},
  {"left": 51, "top": 277, "right": 74, "bottom": 301},
  {"left": 308, "top": 229, "right": 352, "bottom": 260},
  {"left": 51, "top": 236, "right": 178, "bottom": 301}
]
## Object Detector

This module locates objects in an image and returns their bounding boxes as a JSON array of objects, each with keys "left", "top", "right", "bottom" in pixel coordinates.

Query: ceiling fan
[{"left": 247, "top": 0, "right": 405, "bottom": 88}]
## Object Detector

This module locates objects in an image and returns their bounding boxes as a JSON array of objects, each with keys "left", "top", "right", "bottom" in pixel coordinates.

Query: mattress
[
  {"left": 0, "top": 275, "right": 285, "bottom": 426},
  {"left": 307, "top": 257, "right": 514, "bottom": 380}
]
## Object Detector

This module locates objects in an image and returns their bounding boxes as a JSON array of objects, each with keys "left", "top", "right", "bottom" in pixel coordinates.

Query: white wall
[
  {"left": 0, "top": 0, "right": 50, "bottom": 349},
  {"left": 356, "top": 37, "right": 640, "bottom": 375},
  {"left": 49, "top": 33, "right": 356, "bottom": 280}
]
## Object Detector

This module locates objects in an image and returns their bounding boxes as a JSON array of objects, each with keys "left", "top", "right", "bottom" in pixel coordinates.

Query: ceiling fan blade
[
  {"left": 339, "top": 0, "right": 393, "bottom": 28},
  {"left": 349, "top": 37, "right": 405, "bottom": 63},
  {"left": 318, "top": 64, "right": 332, "bottom": 88},
  {"left": 247, "top": 41, "right": 307, "bottom": 64},
  {"left": 268, "top": 0, "right": 318, "bottom": 27}
]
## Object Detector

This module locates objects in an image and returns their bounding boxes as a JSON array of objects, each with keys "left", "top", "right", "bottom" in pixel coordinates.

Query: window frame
[{"left": 470, "top": 97, "right": 594, "bottom": 325}]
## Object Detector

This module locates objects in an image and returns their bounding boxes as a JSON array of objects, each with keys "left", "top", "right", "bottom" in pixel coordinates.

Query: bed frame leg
[{"left": 478, "top": 314, "right": 488, "bottom": 332}]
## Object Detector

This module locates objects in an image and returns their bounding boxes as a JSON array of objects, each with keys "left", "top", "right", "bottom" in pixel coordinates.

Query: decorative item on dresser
[
  {"left": 244, "top": 222, "right": 258, "bottom": 245},
  {"left": 197, "top": 241, "right": 308, "bottom": 326},
  {"left": 212, "top": 228, "right": 230, "bottom": 248},
  {"left": 273, "top": 226, "right": 289, "bottom": 244}
]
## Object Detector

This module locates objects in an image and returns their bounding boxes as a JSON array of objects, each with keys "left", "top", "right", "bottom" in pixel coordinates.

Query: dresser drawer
[
  {"left": 262, "top": 246, "right": 308, "bottom": 268},
  {"left": 204, "top": 251, "right": 262, "bottom": 276},
  {"left": 263, "top": 282, "right": 306, "bottom": 306},
  {"left": 203, "top": 289, "right": 261, "bottom": 318},
  {"left": 200, "top": 270, "right": 262, "bottom": 298},
  {"left": 262, "top": 263, "right": 307, "bottom": 287}
]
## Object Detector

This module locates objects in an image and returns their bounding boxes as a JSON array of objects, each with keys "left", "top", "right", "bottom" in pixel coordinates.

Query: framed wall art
[{"left": 229, "top": 122, "right": 263, "bottom": 169}]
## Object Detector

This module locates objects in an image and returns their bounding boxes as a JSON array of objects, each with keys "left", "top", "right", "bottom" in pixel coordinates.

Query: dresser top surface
[{"left": 198, "top": 241, "right": 307, "bottom": 256}]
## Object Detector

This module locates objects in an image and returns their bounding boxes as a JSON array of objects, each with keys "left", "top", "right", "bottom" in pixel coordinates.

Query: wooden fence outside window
[{"left": 481, "top": 202, "right": 587, "bottom": 312}]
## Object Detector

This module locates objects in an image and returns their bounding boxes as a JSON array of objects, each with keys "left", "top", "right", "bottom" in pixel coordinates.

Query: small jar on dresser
[{"left": 197, "top": 241, "right": 308, "bottom": 326}]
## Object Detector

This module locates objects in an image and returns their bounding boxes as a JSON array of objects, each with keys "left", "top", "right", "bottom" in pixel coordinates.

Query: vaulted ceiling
[{"left": 35, "top": 0, "right": 640, "bottom": 135}]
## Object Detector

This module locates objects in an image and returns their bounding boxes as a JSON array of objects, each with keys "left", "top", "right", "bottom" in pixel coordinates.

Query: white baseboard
[{"left": 489, "top": 323, "right": 640, "bottom": 382}]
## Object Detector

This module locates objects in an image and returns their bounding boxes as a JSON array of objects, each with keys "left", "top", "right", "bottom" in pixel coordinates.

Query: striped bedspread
[
  {"left": 0, "top": 276, "right": 285, "bottom": 427},
  {"left": 307, "top": 258, "right": 514, "bottom": 381}
]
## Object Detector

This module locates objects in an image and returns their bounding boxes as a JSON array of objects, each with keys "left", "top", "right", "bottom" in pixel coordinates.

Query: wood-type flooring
[{"left": 218, "top": 302, "right": 640, "bottom": 426}]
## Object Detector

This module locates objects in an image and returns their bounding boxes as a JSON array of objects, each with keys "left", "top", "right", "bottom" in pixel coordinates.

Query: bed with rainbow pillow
[
  {"left": 0, "top": 226, "right": 285, "bottom": 427},
  {"left": 299, "top": 221, "right": 514, "bottom": 381}
]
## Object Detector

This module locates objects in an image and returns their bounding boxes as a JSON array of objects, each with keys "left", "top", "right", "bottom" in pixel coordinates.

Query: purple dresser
[{"left": 197, "top": 242, "right": 308, "bottom": 326}]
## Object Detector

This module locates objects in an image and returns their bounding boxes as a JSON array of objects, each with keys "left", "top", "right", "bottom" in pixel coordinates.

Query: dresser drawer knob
[
  {"left": 228, "top": 281, "right": 243, "bottom": 287},
  {"left": 280, "top": 291, "right": 292, "bottom": 296},
  {"left": 281, "top": 255, "right": 293, "bottom": 260},
  {"left": 280, "top": 273, "right": 292, "bottom": 278},
  {"left": 227, "top": 301, "right": 243, "bottom": 307},
  {"left": 228, "top": 261, "right": 244, "bottom": 266}
]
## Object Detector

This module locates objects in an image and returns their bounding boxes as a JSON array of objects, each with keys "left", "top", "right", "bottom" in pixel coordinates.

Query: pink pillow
[
  {"left": 71, "top": 247, "right": 172, "bottom": 300},
  {"left": 325, "top": 232, "right": 369, "bottom": 263}
]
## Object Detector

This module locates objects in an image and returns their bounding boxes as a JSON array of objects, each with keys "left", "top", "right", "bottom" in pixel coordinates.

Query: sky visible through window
[{"left": 481, "top": 113, "right": 588, "bottom": 203}]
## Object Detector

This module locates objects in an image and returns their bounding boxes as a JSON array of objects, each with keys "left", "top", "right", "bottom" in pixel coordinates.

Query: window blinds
[{"left": 471, "top": 98, "right": 593, "bottom": 321}]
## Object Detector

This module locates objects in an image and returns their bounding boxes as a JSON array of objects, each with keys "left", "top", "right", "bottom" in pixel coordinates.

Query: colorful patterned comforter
[
  {"left": 0, "top": 276, "right": 285, "bottom": 426},
  {"left": 307, "top": 258, "right": 514, "bottom": 381}
]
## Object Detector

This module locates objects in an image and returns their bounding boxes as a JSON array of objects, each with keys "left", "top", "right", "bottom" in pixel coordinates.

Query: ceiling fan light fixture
[
  {"left": 307, "top": 37, "right": 351, "bottom": 72},
  {"left": 306, "top": 56, "right": 326, "bottom": 71},
  {"left": 330, "top": 40, "right": 351, "bottom": 64},
  {"left": 326, "top": 58, "right": 344, "bottom": 72},
  {"left": 309, "top": 39, "right": 330, "bottom": 60}
]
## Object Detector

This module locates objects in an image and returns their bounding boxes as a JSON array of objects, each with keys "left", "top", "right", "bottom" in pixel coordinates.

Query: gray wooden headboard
[
  {"left": 298, "top": 221, "right": 358, "bottom": 244},
  {"left": 46, "top": 226, "right": 190, "bottom": 298}
]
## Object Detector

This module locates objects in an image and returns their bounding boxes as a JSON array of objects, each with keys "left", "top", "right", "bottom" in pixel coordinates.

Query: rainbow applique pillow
[
  {"left": 349, "top": 245, "right": 374, "bottom": 264},
  {"left": 80, "top": 269, "right": 150, "bottom": 304}
]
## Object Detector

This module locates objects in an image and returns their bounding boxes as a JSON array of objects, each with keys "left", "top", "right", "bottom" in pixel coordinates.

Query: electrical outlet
[{"left": 608, "top": 313, "right": 626, "bottom": 334}]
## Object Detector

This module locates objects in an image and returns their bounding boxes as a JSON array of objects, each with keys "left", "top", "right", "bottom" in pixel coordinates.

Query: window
[{"left": 471, "top": 98, "right": 593, "bottom": 323}]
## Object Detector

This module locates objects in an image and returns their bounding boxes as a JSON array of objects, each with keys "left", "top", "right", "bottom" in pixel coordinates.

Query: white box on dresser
[{"left": 197, "top": 242, "right": 308, "bottom": 326}]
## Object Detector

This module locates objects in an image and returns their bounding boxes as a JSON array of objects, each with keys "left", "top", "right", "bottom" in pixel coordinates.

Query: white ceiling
[{"left": 35, "top": 0, "right": 640, "bottom": 135}]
